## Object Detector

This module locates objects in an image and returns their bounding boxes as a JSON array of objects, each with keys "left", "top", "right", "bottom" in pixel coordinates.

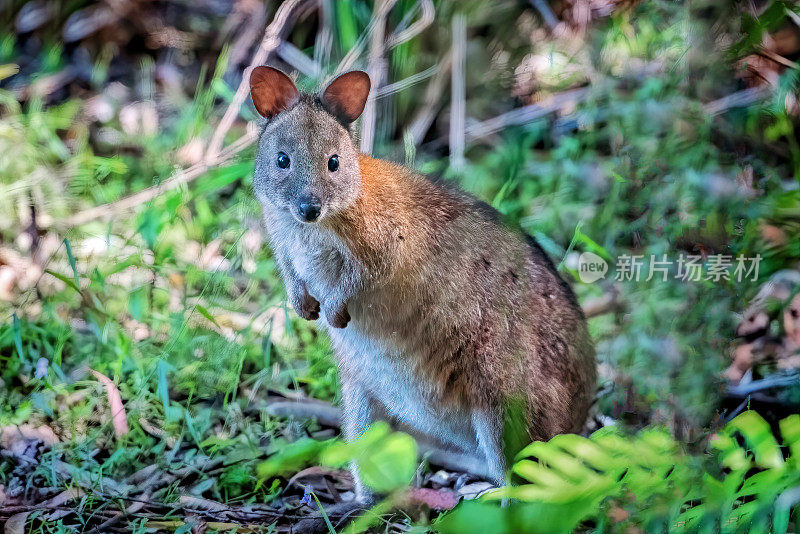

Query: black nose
[{"left": 298, "top": 200, "right": 321, "bottom": 222}]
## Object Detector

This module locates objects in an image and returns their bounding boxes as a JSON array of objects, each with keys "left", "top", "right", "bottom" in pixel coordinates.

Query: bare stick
[
  {"left": 449, "top": 13, "right": 467, "bottom": 169},
  {"left": 266, "top": 399, "right": 342, "bottom": 428},
  {"left": 359, "top": 0, "right": 396, "bottom": 154},
  {"left": 59, "top": 127, "right": 258, "bottom": 228},
  {"left": 336, "top": 0, "right": 430, "bottom": 75},
  {"left": 205, "top": 0, "right": 310, "bottom": 163},
  {"left": 407, "top": 53, "right": 452, "bottom": 145},
  {"left": 529, "top": 0, "right": 559, "bottom": 31},
  {"left": 705, "top": 85, "right": 770, "bottom": 116},
  {"left": 465, "top": 87, "right": 590, "bottom": 142},
  {"left": 225, "top": 2, "right": 268, "bottom": 72},
  {"left": 385, "top": 0, "right": 435, "bottom": 49},
  {"left": 727, "top": 372, "right": 800, "bottom": 396},
  {"left": 278, "top": 41, "right": 321, "bottom": 78},
  {"left": 314, "top": 0, "right": 334, "bottom": 69},
  {"left": 583, "top": 289, "right": 621, "bottom": 319},
  {"left": 373, "top": 64, "right": 439, "bottom": 99}
]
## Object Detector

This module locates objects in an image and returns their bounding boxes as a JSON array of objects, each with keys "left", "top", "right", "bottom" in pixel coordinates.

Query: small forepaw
[
  {"left": 326, "top": 303, "right": 350, "bottom": 329},
  {"left": 294, "top": 291, "right": 321, "bottom": 321}
]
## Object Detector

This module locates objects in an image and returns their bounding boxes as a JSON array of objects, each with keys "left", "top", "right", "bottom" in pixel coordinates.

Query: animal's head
[{"left": 250, "top": 66, "right": 370, "bottom": 224}]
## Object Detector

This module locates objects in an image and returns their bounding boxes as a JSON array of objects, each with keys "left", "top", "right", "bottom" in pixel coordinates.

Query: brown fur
[
  {"left": 249, "top": 68, "right": 596, "bottom": 497},
  {"left": 327, "top": 155, "right": 596, "bottom": 440}
]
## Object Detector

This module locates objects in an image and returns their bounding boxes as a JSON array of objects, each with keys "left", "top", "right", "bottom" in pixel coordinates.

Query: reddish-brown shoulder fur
[{"left": 327, "top": 154, "right": 596, "bottom": 441}]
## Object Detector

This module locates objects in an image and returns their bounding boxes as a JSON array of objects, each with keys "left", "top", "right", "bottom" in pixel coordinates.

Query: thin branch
[
  {"left": 359, "top": 0, "right": 397, "bottom": 154},
  {"left": 529, "top": 0, "right": 560, "bottom": 31},
  {"left": 727, "top": 372, "right": 800, "bottom": 396},
  {"left": 705, "top": 85, "right": 770, "bottom": 116},
  {"left": 449, "top": 13, "right": 467, "bottom": 170},
  {"left": 266, "top": 399, "right": 342, "bottom": 427},
  {"left": 225, "top": 2, "right": 268, "bottom": 73},
  {"left": 205, "top": 0, "right": 310, "bottom": 163},
  {"left": 756, "top": 48, "right": 800, "bottom": 70},
  {"left": 278, "top": 40, "right": 321, "bottom": 78},
  {"left": 407, "top": 52, "right": 452, "bottom": 145},
  {"left": 313, "top": 0, "right": 334, "bottom": 68},
  {"left": 385, "top": 0, "right": 435, "bottom": 49},
  {"left": 59, "top": 127, "right": 258, "bottom": 228},
  {"left": 372, "top": 64, "right": 438, "bottom": 99},
  {"left": 465, "top": 87, "right": 590, "bottom": 142}
]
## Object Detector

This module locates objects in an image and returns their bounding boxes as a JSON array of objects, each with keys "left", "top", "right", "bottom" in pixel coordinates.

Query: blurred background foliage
[{"left": 1, "top": 0, "right": 800, "bottom": 531}]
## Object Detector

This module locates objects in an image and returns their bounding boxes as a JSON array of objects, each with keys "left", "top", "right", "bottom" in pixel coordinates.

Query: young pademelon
[{"left": 249, "top": 66, "right": 596, "bottom": 501}]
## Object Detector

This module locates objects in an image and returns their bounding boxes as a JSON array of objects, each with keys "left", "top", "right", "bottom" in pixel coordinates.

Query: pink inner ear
[
  {"left": 322, "top": 71, "right": 371, "bottom": 123},
  {"left": 250, "top": 66, "right": 299, "bottom": 118}
]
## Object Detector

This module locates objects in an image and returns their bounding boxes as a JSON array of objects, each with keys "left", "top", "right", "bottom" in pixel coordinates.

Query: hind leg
[
  {"left": 471, "top": 409, "right": 507, "bottom": 486},
  {"left": 341, "top": 378, "right": 375, "bottom": 503}
]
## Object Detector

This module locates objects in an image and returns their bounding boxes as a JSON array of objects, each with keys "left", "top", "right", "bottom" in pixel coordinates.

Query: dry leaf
[
  {"left": 610, "top": 504, "right": 631, "bottom": 522},
  {"left": 724, "top": 344, "right": 753, "bottom": 384},
  {"left": 0, "top": 424, "right": 58, "bottom": 458},
  {"left": 4, "top": 512, "right": 30, "bottom": 534},
  {"left": 735, "top": 310, "right": 770, "bottom": 341},
  {"left": 761, "top": 224, "right": 788, "bottom": 246},
  {"left": 405, "top": 487, "right": 459, "bottom": 510},
  {"left": 180, "top": 495, "right": 229, "bottom": 513},
  {"left": 39, "top": 487, "right": 84, "bottom": 508},
  {"left": 90, "top": 369, "right": 129, "bottom": 438}
]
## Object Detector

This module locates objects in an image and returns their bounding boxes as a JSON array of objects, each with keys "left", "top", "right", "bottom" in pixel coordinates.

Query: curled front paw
[
  {"left": 326, "top": 303, "right": 350, "bottom": 329},
  {"left": 293, "top": 292, "right": 321, "bottom": 321}
]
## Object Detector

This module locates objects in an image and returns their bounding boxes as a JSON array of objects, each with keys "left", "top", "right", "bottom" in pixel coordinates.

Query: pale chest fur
[
  {"left": 264, "top": 209, "right": 358, "bottom": 303},
  {"left": 329, "top": 325, "right": 479, "bottom": 452},
  {"left": 265, "top": 210, "right": 478, "bottom": 452}
]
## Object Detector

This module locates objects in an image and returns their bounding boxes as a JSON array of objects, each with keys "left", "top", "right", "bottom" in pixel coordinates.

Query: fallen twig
[
  {"left": 57, "top": 127, "right": 257, "bottom": 228},
  {"left": 205, "top": 0, "right": 311, "bottom": 163},
  {"left": 407, "top": 52, "right": 452, "bottom": 145},
  {"left": 449, "top": 13, "right": 467, "bottom": 170},
  {"left": 727, "top": 372, "right": 800, "bottom": 396},
  {"left": 529, "top": 0, "right": 560, "bottom": 31},
  {"left": 582, "top": 288, "right": 621, "bottom": 319},
  {"left": 266, "top": 399, "right": 342, "bottom": 428},
  {"left": 359, "top": 0, "right": 396, "bottom": 154}
]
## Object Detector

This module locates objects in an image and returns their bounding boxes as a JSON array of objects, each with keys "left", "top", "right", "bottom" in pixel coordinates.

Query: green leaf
[
  {"left": 45, "top": 269, "right": 80, "bottom": 293},
  {"left": 436, "top": 500, "right": 512, "bottom": 534},
  {"left": 156, "top": 360, "right": 172, "bottom": 419},
  {"left": 128, "top": 286, "right": 148, "bottom": 321},
  {"left": 320, "top": 422, "right": 417, "bottom": 493},
  {"left": 357, "top": 431, "right": 417, "bottom": 493},
  {"left": 12, "top": 313, "right": 25, "bottom": 362},
  {"left": 778, "top": 414, "right": 800, "bottom": 461},
  {"left": 63, "top": 238, "right": 79, "bottom": 285},
  {"left": 194, "top": 304, "right": 220, "bottom": 328},
  {"left": 725, "top": 411, "right": 784, "bottom": 469},
  {"left": 258, "top": 438, "right": 331, "bottom": 480}
]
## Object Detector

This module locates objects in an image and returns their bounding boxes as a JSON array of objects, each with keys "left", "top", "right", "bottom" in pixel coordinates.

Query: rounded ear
[
  {"left": 320, "top": 71, "right": 371, "bottom": 123},
  {"left": 249, "top": 66, "right": 299, "bottom": 119}
]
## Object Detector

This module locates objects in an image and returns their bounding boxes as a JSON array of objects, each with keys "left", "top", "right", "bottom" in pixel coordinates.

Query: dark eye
[
  {"left": 328, "top": 155, "right": 339, "bottom": 172},
  {"left": 276, "top": 152, "right": 290, "bottom": 169}
]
